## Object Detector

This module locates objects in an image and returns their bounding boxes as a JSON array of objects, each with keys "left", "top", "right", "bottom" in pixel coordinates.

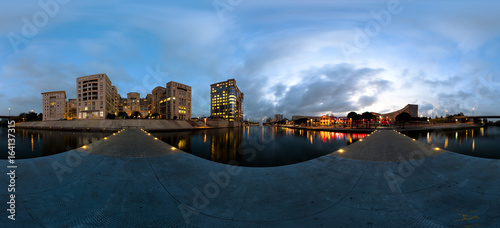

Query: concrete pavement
[{"left": 1, "top": 129, "right": 499, "bottom": 227}]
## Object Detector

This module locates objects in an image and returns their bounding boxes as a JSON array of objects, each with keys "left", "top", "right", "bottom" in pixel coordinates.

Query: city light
[
  {"left": 104, "top": 137, "right": 108, "bottom": 140},
  {"left": 82, "top": 145, "right": 87, "bottom": 149}
]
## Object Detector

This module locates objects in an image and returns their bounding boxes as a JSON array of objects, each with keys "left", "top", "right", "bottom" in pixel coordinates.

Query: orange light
[
  {"left": 434, "top": 147, "right": 440, "bottom": 151},
  {"left": 338, "top": 149, "right": 344, "bottom": 153},
  {"left": 154, "top": 137, "right": 158, "bottom": 140},
  {"left": 104, "top": 137, "right": 108, "bottom": 140},
  {"left": 82, "top": 145, "right": 87, "bottom": 149},
  {"left": 171, "top": 147, "right": 176, "bottom": 150}
]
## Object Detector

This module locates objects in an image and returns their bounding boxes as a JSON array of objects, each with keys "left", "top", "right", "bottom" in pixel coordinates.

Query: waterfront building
[
  {"left": 41, "top": 91, "right": 66, "bottom": 121},
  {"left": 139, "top": 95, "right": 151, "bottom": 117},
  {"left": 291, "top": 115, "right": 321, "bottom": 121},
  {"left": 76, "top": 74, "right": 116, "bottom": 119},
  {"left": 126, "top": 92, "right": 140, "bottom": 116},
  {"left": 65, "top": 98, "right": 77, "bottom": 120},
  {"left": 210, "top": 79, "right": 244, "bottom": 121},
  {"left": 111, "top": 86, "right": 119, "bottom": 115},
  {"left": 378, "top": 104, "right": 419, "bottom": 121},
  {"left": 152, "top": 86, "right": 167, "bottom": 118},
  {"left": 275, "top": 114, "right": 283, "bottom": 122},
  {"left": 165, "top": 81, "right": 191, "bottom": 120}
]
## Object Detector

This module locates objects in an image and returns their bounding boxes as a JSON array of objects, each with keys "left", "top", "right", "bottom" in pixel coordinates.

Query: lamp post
[
  {"left": 8, "top": 108, "right": 10, "bottom": 116},
  {"left": 472, "top": 108, "right": 474, "bottom": 116}
]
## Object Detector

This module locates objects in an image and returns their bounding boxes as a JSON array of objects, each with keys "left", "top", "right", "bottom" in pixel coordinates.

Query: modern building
[
  {"left": 111, "top": 86, "right": 119, "bottom": 115},
  {"left": 152, "top": 86, "right": 167, "bottom": 117},
  {"left": 41, "top": 91, "right": 66, "bottom": 121},
  {"left": 76, "top": 74, "right": 116, "bottom": 119},
  {"left": 65, "top": 98, "right": 77, "bottom": 120},
  {"left": 165, "top": 81, "right": 191, "bottom": 120},
  {"left": 126, "top": 92, "right": 140, "bottom": 116},
  {"left": 139, "top": 95, "right": 151, "bottom": 118},
  {"left": 210, "top": 79, "right": 244, "bottom": 121},
  {"left": 275, "top": 114, "right": 283, "bottom": 122},
  {"left": 378, "top": 104, "right": 419, "bottom": 121},
  {"left": 291, "top": 115, "right": 321, "bottom": 121}
]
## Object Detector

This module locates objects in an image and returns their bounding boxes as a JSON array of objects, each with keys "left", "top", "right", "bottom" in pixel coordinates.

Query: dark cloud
[
  {"left": 243, "top": 64, "right": 389, "bottom": 118},
  {"left": 358, "top": 95, "right": 377, "bottom": 107}
]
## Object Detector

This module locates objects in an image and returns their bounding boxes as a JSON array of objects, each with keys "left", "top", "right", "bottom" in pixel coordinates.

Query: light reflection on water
[
  {"left": 0, "top": 127, "right": 111, "bottom": 159},
  {"left": 406, "top": 127, "right": 500, "bottom": 159},
  {"left": 153, "top": 126, "right": 368, "bottom": 167}
]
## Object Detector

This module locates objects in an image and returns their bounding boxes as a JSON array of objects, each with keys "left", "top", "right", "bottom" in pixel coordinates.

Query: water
[
  {"left": 0, "top": 127, "right": 112, "bottom": 159},
  {"left": 152, "top": 126, "right": 368, "bottom": 167},
  {"left": 406, "top": 126, "right": 500, "bottom": 159}
]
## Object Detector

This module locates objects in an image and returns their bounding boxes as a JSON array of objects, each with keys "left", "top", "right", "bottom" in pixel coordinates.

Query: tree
[
  {"left": 68, "top": 108, "right": 76, "bottom": 119},
  {"left": 347, "top": 112, "right": 358, "bottom": 129},
  {"left": 130, "top": 111, "right": 141, "bottom": 119},
  {"left": 362, "top": 112, "right": 375, "bottom": 129},
  {"left": 395, "top": 112, "right": 412, "bottom": 129},
  {"left": 106, "top": 113, "right": 116, "bottom": 119},
  {"left": 294, "top": 118, "right": 308, "bottom": 126},
  {"left": 150, "top": 113, "right": 160, "bottom": 119},
  {"left": 117, "top": 112, "right": 129, "bottom": 119}
]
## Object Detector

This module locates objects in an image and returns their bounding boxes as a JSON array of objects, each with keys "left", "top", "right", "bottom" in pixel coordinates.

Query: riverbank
[
  {"left": 281, "top": 123, "right": 483, "bottom": 133},
  {"left": 398, "top": 123, "right": 483, "bottom": 132},
  {"left": 15, "top": 119, "right": 202, "bottom": 132}
]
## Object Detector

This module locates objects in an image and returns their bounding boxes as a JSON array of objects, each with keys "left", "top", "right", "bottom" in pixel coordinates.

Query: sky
[{"left": 1, "top": 0, "right": 500, "bottom": 120}]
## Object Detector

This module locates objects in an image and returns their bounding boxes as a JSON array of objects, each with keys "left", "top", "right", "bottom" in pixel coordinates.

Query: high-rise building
[
  {"left": 76, "top": 74, "right": 116, "bottom": 119},
  {"left": 139, "top": 95, "right": 150, "bottom": 118},
  {"left": 65, "top": 98, "right": 77, "bottom": 120},
  {"left": 152, "top": 86, "right": 166, "bottom": 117},
  {"left": 275, "top": 114, "right": 283, "bottom": 122},
  {"left": 211, "top": 79, "right": 244, "bottom": 121},
  {"left": 126, "top": 92, "right": 140, "bottom": 116},
  {"left": 41, "top": 91, "right": 66, "bottom": 121},
  {"left": 165, "top": 81, "right": 191, "bottom": 120},
  {"left": 111, "top": 86, "right": 119, "bottom": 115}
]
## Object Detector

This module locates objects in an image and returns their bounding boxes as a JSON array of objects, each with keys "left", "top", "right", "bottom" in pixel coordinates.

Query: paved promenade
[{"left": 1, "top": 129, "right": 499, "bottom": 227}]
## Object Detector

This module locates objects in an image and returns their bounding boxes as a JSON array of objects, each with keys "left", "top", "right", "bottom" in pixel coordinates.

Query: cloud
[{"left": 245, "top": 63, "right": 388, "bottom": 118}]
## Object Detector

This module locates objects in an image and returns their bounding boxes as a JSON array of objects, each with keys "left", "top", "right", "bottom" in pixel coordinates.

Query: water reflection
[
  {"left": 406, "top": 127, "right": 500, "bottom": 159},
  {"left": 153, "top": 126, "right": 367, "bottom": 167},
  {"left": 0, "top": 128, "right": 111, "bottom": 159}
]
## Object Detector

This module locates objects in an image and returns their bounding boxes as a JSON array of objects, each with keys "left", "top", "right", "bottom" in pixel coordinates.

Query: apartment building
[
  {"left": 210, "top": 79, "right": 244, "bottom": 121},
  {"left": 76, "top": 74, "right": 115, "bottom": 119},
  {"left": 165, "top": 81, "right": 191, "bottom": 120},
  {"left": 41, "top": 91, "right": 66, "bottom": 121}
]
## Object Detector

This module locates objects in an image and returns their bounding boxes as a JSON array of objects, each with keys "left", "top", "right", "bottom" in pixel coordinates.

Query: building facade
[
  {"left": 152, "top": 86, "right": 166, "bottom": 117},
  {"left": 65, "top": 98, "right": 77, "bottom": 120},
  {"left": 166, "top": 81, "right": 191, "bottom": 120},
  {"left": 126, "top": 92, "right": 140, "bottom": 116},
  {"left": 41, "top": 91, "right": 66, "bottom": 121},
  {"left": 210, "top": 79, "right": 244, "bottom": 121},
  {"left": 76, "top": 74, "right": 116, "bottom": 119},
  {"left": 379, "top": 104, "right": 419, "bottom": 121}
]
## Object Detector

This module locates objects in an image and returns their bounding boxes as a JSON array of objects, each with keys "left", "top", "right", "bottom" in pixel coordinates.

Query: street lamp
[
  {"left": 8, "top": 108, "right": 10, "bottom": 116},
  {"left": 472, "top": 108, "right": 475, "bottom": 116}
]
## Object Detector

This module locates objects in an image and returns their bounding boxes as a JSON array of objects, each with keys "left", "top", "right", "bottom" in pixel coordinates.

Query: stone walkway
[{"left": 1, "top": 129, "right": 499, "bottom": 227}]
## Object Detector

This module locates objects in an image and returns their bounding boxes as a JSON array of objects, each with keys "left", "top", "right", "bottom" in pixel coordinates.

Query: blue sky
[{"left": 1, "top": 0, "right": 500, "bottom": 120}]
